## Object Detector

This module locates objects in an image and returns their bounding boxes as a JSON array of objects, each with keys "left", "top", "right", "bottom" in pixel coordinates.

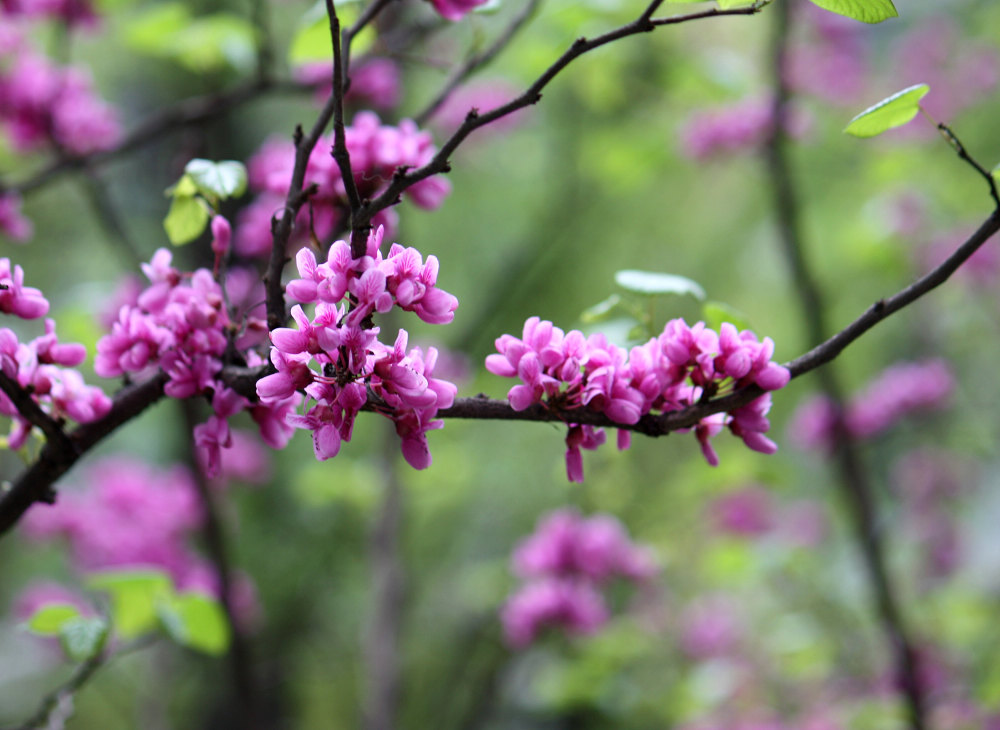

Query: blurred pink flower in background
[
  {"left": 709, "top": 485, "right": 775, "bottom": 538},
  {"left": 679, "top": 594, "right": 742, "bottom": 660},
  {"left": 678, "top": 97, "right": 810, "bottom": 160}
]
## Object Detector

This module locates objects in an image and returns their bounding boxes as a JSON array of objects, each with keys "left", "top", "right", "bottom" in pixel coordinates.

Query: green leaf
[
  {"left": 806, "top": 0, "right": 897, "bottom": 23},
  {"left": 614, "top": 269, "right": 706, "bottom": 300},
  {"left": 164, "top": 195, "right": 211, "bottom": 245},
  {"left": 158, "top": 593, "right": 230, "bottom": 655},
  {"left": 124, "top": 5, "right": 256, "bottom": 72},
  {"left": 716, "top": 0, "right": 757, "bottom": 8},
  {"left": 580, "top": 294, "right": 623, "bottom": 323},
  {"left": 59, "top": 617, "right": 109, "bottom": 662},
  {"left": 25, "top": 603, "right": 82, "bottom": 635},
  {"left": 185, "top": 159, "right": 248, "bottom": 200},
  {"left": 845, "top": 84, "right": 929, "bottom": 138},
  {"left": 288, "top": 0, "right": 372, "bottom": 66},
  {"left": 88, "top": 569, "right": 173, "bottom": 639},
  {"left": 991, "top": 163, "right": 1000, "bottom": 183},
  {"left": 702, "top": 301, "right": 752, "bottom": 332}
]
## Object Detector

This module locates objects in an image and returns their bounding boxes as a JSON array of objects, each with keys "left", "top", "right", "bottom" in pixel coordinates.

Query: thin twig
[
  {"left": 353, "top": 0, "right": 768, "bottom": 229},
  {"left": 415, "top": 0, "right": 542, "bottom": 126},
  {"left": 0, "top": 371, "right": 74, "bottom": 461}
]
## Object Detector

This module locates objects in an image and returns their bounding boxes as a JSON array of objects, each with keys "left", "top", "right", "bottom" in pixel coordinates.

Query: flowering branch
[{"left": 0, "top": 371, "right": 74, "bottom": 457}]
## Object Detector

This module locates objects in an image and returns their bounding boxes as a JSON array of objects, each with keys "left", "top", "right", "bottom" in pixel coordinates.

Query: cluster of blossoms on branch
[
  {"left": 788, "top": 358, "right": 953, "bottom": 452},
  {"left": 94, "top": 247, "right": 299, "bottom": 477},
  {"left": 236, "top": 112, "right": 450, "bottom": 257},
  {"left": 0, "top": 0, "right": 97, "bottom": 27},
  {"left": 256, "top": 225, "right": 458, "bottom": 469},
  {"left": 487, "top": 317, "right": 791, "bottom": 482},
  {"left": 501, "top": 508, "right": 656, "bottom": 648},
  {"left": 1, "top": 259, "right": 110, "bottom": 447}
]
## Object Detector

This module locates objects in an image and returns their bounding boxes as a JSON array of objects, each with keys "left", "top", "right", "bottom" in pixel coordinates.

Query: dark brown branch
[
  {"left": 325, "top": 0, "right": 365, "bottom": 254},
  {"left": 0, "top": 372, "right": 168, "bottom": 536},
  {"left": 354, "top": 0, "right": 768, "bottom": 229},
  {"left": 415, "top": 0, "right": 542, "bottom": 127},
  {"left": 0, "top": 371, "right": 74, "bottom": 457},
  {"left": 936, "top": 122, "right": 1000, "bottom": 210}
]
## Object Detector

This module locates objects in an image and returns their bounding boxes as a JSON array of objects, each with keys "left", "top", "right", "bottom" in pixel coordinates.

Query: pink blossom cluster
[
  {"left": 788, "top": 359, "right": 954, "bottom": 451},
  {"left": 678, "top": 97, "right": 809, "bottom": 160},
  {"left": 0, "top": 44, "right": 120, "bottom": 155},
  {"left": 256, "top": 226, "right": 458, "bottom": 469},
  {"left": 293, "top": 58, "right": 401, "bottom": 111},
  {"left": 236, "top": 112, "right": 450, "bottom": 257},
  {"left": 94, "top": 248, "right": 298, "bottom": 477},
  {"left": 1, "top": 260, "right": 109, "bottom": 447},
  {"left": 486, "top": 317, "right": 791, "bottom": 481},
  {"left": 1, "top": 0, "right": 98, "bottom": 28},
  {"left": 501, "top": 509, "right": 656, "bottom": 648},
  {"left": 428, "top": 0, "right": 490, "bottom": 21},
  {"left": 0, "top": 193, "right": 32, "bottom": 242},
  {"left": 20, "top": 456, "right": 260, "bottom": 625},
  {"left": 0, "top": 319, "right": 111, "bottom": 448}
]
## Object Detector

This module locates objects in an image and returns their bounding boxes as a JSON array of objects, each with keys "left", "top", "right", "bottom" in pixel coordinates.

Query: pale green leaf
[
  {"left": 59, "top": 617, "right": 109, "bottom": 662},
  {"left": 123, "top": 3, "right": 189, "bottom": 51},
  {"left": 158, "top": 593, "right": 230, "bottom": 655},
  {"left": 88, "top": 569, "right": 173, "bottom": 639},
  {"left": 25, "top": 603, "right": 82, "bottom": 636},
  {"left": 806, "top": 0, "right": 897, "bottom": 23},
  {"left": 288, "top": 0, "right": 372, "bottom": 66},
  {"left": 615, "top": 269, "right": 706, "bottom": 299},
  {"left": 185, "top": 159, "right": 247, "bottom": 200},
  {"left": 844, "top": 84, "right": 929, "bottom": 138},
  {"left": 164, "top": 195, "right": 211, "bottom": 245},
  {"left": 580, "top": 294, "right": 623, "bottom": 323},
  {"left": 717, "top": 0, "right": 756, "bottom": 8},
  {"left": 702, "top": 301, "right": 752, "bottom": 332},
  {"left": 124, "top": 5, "right": 256, "bottom": 72}
]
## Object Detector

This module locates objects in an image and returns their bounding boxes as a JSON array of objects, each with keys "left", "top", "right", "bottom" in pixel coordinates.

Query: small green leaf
[
  {"left": 288, "top": 0, "right": 373, "bottom": 66},
  {"left": 165, "top": 173, "right": 199, "bottom": 198},
  {"left": 702, "top": 301, "right": 752, "bottom": 332},
  {"left": 164, "top": 194, "right": 211, "bottom": 245},
  {"left": 615, "top": 270, "right": 706, "bottom": 300},
  {"left": 185, "top": 159, "right": 248, "bottom": 200},
  {"left": 88, "top": 569, "right": 173, "bottom": 639},
  {"left": 845, "top": 84, "right": 929, "bottom": 137},
  {"left": 716, "top": 0, "right": 757, "bottom": 8},
  {"left": 25, "top": 603, "right": 82, "bottom": 636},
  {"left": 991, "top": 163, "right": 1000, "bottom": 183},
  {"left": 158, "top": 593, "right": 230, "bottom": 655},
  {"left": 59, "top": 617, "right": 109, "bottom": 662},
  {"left": 124, "top": 5, "right": 256, "bottom": 72},
  {"left": 580, "top": 294, "right": 623, "bottom": 323},
  {"left": 806, "top": 0, "right": 897, "bottom": 24}
]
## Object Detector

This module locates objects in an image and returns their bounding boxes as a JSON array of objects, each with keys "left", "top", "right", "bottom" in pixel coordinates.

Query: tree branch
[
  {"left": 354, "top": 0, "right": 769, "bottom": 229},
  {"left": 415, "top": 0, "right": 542, "bottom": 127},
  {"left": 0, "top": 371, "right": 75, "bottom": 460}
]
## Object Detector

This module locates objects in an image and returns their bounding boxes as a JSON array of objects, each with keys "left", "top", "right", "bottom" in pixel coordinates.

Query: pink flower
[
  {"left": 501, "top": 578, "right": 609, "bottom": 648},
  {"left": 709, "top": 485, "right": 775, "bottom": 538},
  {"left": 0, "top": 193, "right": 32, "bottom": 242}
]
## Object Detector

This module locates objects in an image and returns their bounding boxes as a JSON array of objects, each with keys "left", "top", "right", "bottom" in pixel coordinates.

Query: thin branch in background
[
  {"left": 343, "top": 0, "right": 397, "bottom": 74},
  {"left": 177, "top": 401, "right": 260, "bottom": 730},
  {"left": 362, "top": 420, "right": 406, "bottom": 730},
  {"left": 765, "top": 2, "right": 927, "bottom": 727},
  {"left": 354, "top": 0, "right": 769, "bottom": 230},
  {"left": 76, "top": 162, "right": 144, "bottom": 269},
  {"left": 935, "top": 121, "right": 1000, "bottom": 210},
  {"left": 3, "top": 78, "right": 305, "bottom": 197},
  {"left": 415, "top": 0, "right": 542, "bottom": 127}
]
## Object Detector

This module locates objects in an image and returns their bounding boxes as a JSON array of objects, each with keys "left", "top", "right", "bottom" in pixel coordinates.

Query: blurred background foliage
[{"left": 2, "top": 0, "right": 1000, "bottom": 727}]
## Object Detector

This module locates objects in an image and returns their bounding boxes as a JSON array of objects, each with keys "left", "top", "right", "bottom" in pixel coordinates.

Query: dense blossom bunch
[
  {"left": 20, "top": 456, "right": 259, "bottom": 624},
  {"left": 94, "top": 248, "right": 298, "bottom": 476},
  {"left": 256, "top": 226, "right": 458, "bottom": 469},
  {"left": 0, "top": 39, "right": 120, "bottom": 155},
  {"left": 789, "top": 359, "right": 953, "bottom": 451},
  {"left": 236, "top": 112, "right": 450, "bottom": 257},
  {"left": 487, "top": 317, "right": 791, "bottom": 481},
  {"left": 501, "top": 509, "right": 656, "bottom": 648},
  {"left": 428, "top": 0, "right": 490, "bottom": 21},
  {"left": 1, "top": 260, "right": 110, "bottom": 447}
]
